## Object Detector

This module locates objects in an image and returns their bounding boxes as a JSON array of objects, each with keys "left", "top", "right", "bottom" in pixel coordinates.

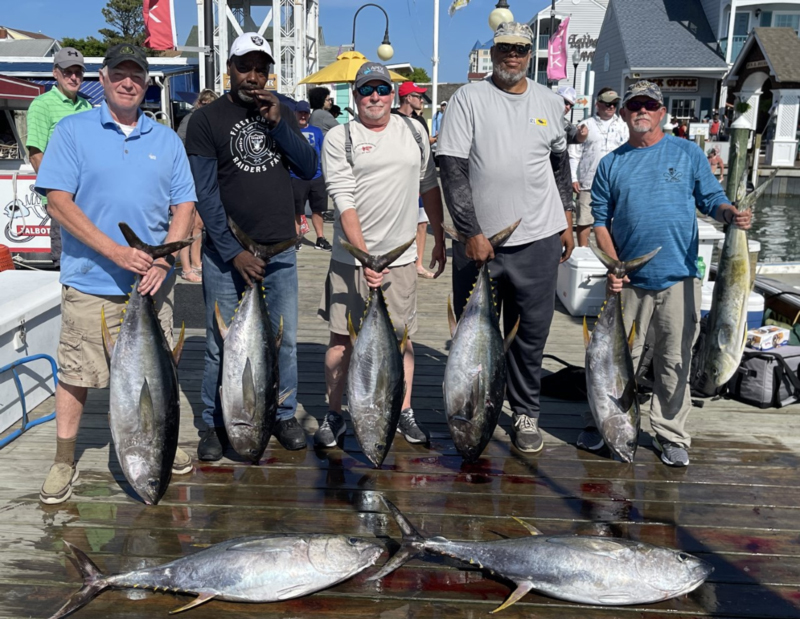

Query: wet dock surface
[{"left": 2, "top": 222, "right": 800, "bottom": 618}]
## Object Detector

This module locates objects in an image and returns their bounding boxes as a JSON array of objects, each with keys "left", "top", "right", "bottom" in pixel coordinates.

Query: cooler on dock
[
  {"left": 700, "top": 281, "right": 765, "bottom": 330},
  {"left": 556, "top": 247, "right": 607, "bottom": 317},
  {"left": 0, "top": 271, "right": 61, "bottom": 433}
]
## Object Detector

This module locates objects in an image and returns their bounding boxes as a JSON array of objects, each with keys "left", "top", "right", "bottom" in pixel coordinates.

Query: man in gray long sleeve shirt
[{"left": 438, "top": 22, "right": 574, "bottom": 455}]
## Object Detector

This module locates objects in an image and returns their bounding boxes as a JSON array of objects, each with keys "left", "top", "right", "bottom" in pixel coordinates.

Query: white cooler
[
  {"left": 0, "top": 271, "right": 61, "bottom": 433},
  {"left": 556, "top": 247, "right": 608, "bottom": 317},
  {"left": 697, "top": 219, "right": 725, "bottom": 286},
  {"left": 700, "top": 281, "right": 765, "bottom": 330}
]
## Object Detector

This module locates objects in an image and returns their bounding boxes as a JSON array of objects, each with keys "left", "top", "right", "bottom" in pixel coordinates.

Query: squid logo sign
[
  {"left": 229, "top": 117, "right": 282, "bottom": 173},
  {"left": 2, "top": 183, "right": 50, "bottom": 247}
]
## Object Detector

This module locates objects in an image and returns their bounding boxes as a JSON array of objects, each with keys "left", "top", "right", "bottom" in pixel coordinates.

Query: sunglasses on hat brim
[{"left": 357, "top": 84, "right": 392, "bottom": 97}]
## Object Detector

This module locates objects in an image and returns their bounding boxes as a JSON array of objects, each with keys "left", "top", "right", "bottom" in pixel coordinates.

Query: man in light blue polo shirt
[{"left": 34, "top": 43, "right": 197, "bottom": 504}]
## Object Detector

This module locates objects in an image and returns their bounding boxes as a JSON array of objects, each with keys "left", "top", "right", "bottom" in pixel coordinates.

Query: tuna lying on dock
[
  {"left": 583, "top": 247, "right": 660, "bottom": 463},
  {"left": 49, "top": 534, "right": 384, "bottom": 618},
  {"left": 443, "top": 220, "right": 520, "bottom": 462},
  {"left": 215, "top": 218, "right": 295, "bottom": 463},
  {"left": 343, "top": 238, "right": 415, "bottom": 468},
  {"left": 370, "top": 496, "right": 712, "bottom": 610},
  {"left": 101, "top": 224, "right": 194, "bottom": 505}
]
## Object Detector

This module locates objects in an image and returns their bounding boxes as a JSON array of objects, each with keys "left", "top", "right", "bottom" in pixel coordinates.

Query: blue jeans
[{"left": 201, "top": 245, "right": 298, "bottom": 428}]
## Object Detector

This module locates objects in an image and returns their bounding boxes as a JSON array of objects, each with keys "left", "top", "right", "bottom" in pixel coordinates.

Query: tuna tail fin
[
  {"left": 227, "top": 217, "right": 297, "bottom": 261},
  {"left": 591, "top": 246, "right": 661, "bottom": 280},
  {"left": 48, "top": 541, "right": 109, "bottom": 619},
  {"left": 442, "top": 223, "right": 466, "bottom": 244},
  {"left": 118, "top": 223, "right": 194, "bottom": 259},
  {"left": 367, "top": 496, "right": 426, "bottom": 582},
  {"left": 737, "top": 169, "right": 777, "bottom": 213},
  {"left": 487, "top": 219, "right": 522, "bottom": 249},
  {"left": 340, "top": 237, "right": 415, "bottom": 272}
]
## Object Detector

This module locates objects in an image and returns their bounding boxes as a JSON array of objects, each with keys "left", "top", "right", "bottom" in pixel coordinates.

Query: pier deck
[{"left": 1, "top": 221, "right": 799, "bottom": 619}]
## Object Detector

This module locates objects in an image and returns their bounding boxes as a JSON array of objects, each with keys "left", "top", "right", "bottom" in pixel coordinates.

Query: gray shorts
[
  {"left": 318, "top": 259, "right": 418, "bottom": 338},
  {"left": 576, "top": 190, "right": 595, "bottom": 227}
]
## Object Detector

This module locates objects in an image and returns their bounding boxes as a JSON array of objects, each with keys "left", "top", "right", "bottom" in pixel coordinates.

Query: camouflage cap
[
  {"left": 622, "top": 80, "right": 664, "bottom": 106},
  {"left": 494, "top": 22, "right": 533, "bottom": 46}
]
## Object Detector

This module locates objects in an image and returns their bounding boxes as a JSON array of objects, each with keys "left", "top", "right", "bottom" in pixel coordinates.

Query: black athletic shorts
[{"left": 292, "top": 176, "right": 328, "bottom": 215}]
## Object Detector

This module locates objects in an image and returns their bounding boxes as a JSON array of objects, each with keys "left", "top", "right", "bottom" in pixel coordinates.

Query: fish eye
[
  {"left": 626, "top": 440, "right": 636, "bottom": 448},
  {"left": 348, "top": 537, "right": 360, "bottom": 546},
  {"left": 678, "top": 552, "right": 690, "bottom": 562}
]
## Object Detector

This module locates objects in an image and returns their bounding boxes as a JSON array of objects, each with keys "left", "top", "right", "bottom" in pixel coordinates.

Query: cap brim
[
  {"left": 494, "top": 35, "right": 531, "bottom": 45},
  {"left": 104, "top": 57, "right": 148, "bottom": 72},
  {"left": 55, "top": 62, "right": 85, "bottom": 70},
  {"left": 355, "top": 76, "right": 393, "bottom": 89},
  {"left": 229, "top": 50, "right": 275, "bottom": 65}
]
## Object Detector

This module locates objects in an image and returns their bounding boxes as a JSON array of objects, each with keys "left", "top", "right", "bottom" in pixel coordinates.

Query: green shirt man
[{"left": 26, "top": 47, "right": 91, "bottom": 266}]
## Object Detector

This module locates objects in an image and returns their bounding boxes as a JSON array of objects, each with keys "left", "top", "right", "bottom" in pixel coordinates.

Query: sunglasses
[
  {"left": 625, "top": 99, "right": 662, "bottom": 112},
  {"left": 496, "top": 42, "right": 532, "bottom": 55},
  {"left": 407, "top": 93, "right": 423, "bottom": 99},
  {"left": 598, "top": 101, "right": 618, "bottom": 108},
  {"left": 357, "top": 84, "right": 392, "bottom": 97}
]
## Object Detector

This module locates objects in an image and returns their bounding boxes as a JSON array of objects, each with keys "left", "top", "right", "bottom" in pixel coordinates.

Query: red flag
[
  {"left": 547, "top": 16, "right": 570, "bottom": 82},
  {"left": 143, "top": 0, "right": 177, "bottom": 51}
]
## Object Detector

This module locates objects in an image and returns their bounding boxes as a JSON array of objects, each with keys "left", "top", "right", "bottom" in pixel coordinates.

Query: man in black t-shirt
[{"left": 185, "top": 32, "right": 317, "bottom": 459}]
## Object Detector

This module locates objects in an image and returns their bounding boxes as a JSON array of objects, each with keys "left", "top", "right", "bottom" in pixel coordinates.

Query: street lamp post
[
  {"left": 351, "top": 3, "right": 394, "bottom": 61},
  {"left": 488, "top": 0, "right": 513, "bottom": 31},
  {"left": 571, "top": 49, "right": 580, "bottom": 122}
]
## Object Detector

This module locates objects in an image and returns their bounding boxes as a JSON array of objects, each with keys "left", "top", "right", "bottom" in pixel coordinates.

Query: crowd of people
[{"left": 28, "top": 23, "right": 751, "bottom": 505}]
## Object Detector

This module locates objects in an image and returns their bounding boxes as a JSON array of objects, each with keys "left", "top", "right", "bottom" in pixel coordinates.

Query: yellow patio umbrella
[{"left": 298, "top": 51, "right": 407, "bottom": 85}]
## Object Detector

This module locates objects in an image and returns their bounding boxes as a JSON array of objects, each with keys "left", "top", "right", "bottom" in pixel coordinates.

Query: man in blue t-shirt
[
  {"left": 292, "top": 100, "right": 331, "bottom": 251},
  {"left": 586, "top": 80, "right": 751, "bottom": 468}
]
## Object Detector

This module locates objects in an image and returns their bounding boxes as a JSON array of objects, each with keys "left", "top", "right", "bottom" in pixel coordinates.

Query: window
[
  {"left": 775, "top": 13, "right": 800, "bottom": 35},
  {"left": 671, "top": 99, "right": 696, "bottom": 121},
  {"left": 733, "top": 12, "right": 749, "bottom": 36}
]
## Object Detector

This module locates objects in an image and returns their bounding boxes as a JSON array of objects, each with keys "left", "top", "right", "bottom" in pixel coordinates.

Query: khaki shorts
[
  {"left": 58, "top": 280, "right": 174, "bottom": 389},
  {"left": 318, "top": 259, "right": 418, "bottom": 339},
  {"left": 576, "top": 190, "right": 595, "bottom": 227}
]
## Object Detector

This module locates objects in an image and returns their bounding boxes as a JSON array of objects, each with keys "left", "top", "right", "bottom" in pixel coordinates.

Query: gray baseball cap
[
  {"left": 54, "top": 47, "right": 84, "bottom": 70},
  {"left": 622, "top": 80, "right": 664, "bottom": 106},
  {"left": 354, "top": 62, "right": 392, "bottom": 89},
  {"left": 494, "top": 22, "right": 534, "bottom": 45}
]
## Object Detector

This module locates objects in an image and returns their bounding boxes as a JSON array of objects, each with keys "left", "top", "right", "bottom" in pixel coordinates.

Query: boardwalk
[{"left": 1, "top": 221, "right": 800, "bottom": 619}]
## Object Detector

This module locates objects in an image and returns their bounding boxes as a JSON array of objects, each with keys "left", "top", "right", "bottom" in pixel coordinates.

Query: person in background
[
  {"left": 709, "top": 112, "right": 721, "bottom": 142},
  {"left": 34, "top": 43, "right": 197, "bottom": 504},
  {"left": 176, "top": 89, "right": 219, "bottom": 283},
  {"left": 26, "top": 47, "right": 92, "bottom": 269},
  {"left": 292, "top": 100, "right": 331, "bottom": 251},
  {"left": 556, "top": 86, "right": 588, "bottom": 145},
  {"left": 707, "top": 147, "right": 725, "bottom": 184},
  {"left": 392, "top": 81, "right": 435, "bottom": 278},
  {"left": 587, "top": 80, "right": 750, "bottom": 467},
  {"left": 432, "top": 100, "right": 446, "bottom": 138},
  {"left": 568, "top": 87, "right": 629, "bottom": 247},
  {"left": 309, "top": 86, "right": 338, "bottom": 135}
]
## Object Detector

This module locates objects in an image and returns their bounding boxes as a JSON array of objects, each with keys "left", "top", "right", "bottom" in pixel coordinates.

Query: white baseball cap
[{"left": 229, "top": 32, "right": 274, "bottom": 63}]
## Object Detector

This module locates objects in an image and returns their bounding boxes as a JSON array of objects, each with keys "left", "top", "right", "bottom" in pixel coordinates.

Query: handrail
[{"left": 0, "top": 354, "right": 58, "bottom": 449}]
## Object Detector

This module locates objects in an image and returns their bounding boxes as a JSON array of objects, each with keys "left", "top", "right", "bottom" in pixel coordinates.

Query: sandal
[
  {"left": 416, "top": 267, "right": 435, "bottom": 279},
  {"left": 180, "top": 269, "right": 202, "bottom": 283}
]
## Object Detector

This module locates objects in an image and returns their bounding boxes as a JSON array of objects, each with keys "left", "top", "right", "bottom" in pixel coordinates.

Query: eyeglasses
[
  {"left": 598, "top": 101, "right": 618, "bottom": 108},
  {"left": 326, "top": 97, "right": 334, "bottom": 102},
  {"left": 357, "top": 84, "right": 392, "bottom": 97},
  {"left": 407, "top": 93, "right": 423, "bottom": 99},
  {"left": 625, "top": 99, "right": 662, "bottom": 112},
  {"left": 496, "top": 42, "right": 532, "bottom": 55}
]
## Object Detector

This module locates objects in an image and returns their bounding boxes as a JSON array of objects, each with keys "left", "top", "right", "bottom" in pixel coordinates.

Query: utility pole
[{"left": 432, "top": 0, "right": 440, "bottom": 119}]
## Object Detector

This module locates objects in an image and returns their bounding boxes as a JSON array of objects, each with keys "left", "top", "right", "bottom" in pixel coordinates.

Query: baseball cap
[
  {"left": 494, "top": 22, "right": 533, "bottom": 45},
  {"left": 354, "top": 62, "right": 392, "bottom": 89},
  {"left": 229, "top": 32, "right": 275, "bottom": 64},
  {"left": 102, "top": 43, "right": 148, "bottom": 72},
  {"left": 557, "top": 86, "right": 577, "bottom": 106},
  {"left": 621, "top": 80, "right": 664, "bottom": 106},
  {"left": 597, "top": 89, "right": 620, "bottom": 104},
  {"left": 398, "top": 82, "right": 426, "bottom": 98},
  {"left": 54, "top": 47, "right": 84, "bottom": 70},
  {"left": 440, "top": 100, "right": 448, "bottom": 106},
  {"left": 296, "top": 100, "right": 311, "bottom": 113}
]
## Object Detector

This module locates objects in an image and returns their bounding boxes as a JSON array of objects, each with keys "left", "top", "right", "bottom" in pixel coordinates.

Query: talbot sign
[
  {"left": 649, "top": 77, "right": 698, "bottom": 93},
  {"left": 568, "top": 33, "right": 597, "bottom": 62}
]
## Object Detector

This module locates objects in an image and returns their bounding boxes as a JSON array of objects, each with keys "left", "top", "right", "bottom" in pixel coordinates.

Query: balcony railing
[
  {"left": 536, "top": 71, "right": 548, "bottom": 86},
  {"left": 538, "top": 34, "right": 550, "bottom": 50},
  {"left": 720, "top": 35, "right": 748, "bottom": 62}
]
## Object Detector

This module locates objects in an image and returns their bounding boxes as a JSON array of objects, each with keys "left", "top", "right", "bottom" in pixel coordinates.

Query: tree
[
  {"left": 408, "top": 67, "right": 431, "bottom": 83},
  {"left": 99, "top": 0, "right": 146, "bottom": 47},
  {"left": 61, "top": 36, "right": 108, "bottom": 57}
]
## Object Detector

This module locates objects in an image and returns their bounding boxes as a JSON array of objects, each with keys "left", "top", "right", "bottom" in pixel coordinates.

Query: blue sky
[{"left": 4, "top": 0, "right": 550, "bottom": 83}]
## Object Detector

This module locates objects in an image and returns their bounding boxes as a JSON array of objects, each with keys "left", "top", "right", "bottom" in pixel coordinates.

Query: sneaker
[
  {"left": 315, "top": 237, "right": 333, "bottom": 251},
  {"left": 397, "top": 408, "right": 428, "bottom": 444},
  {"left": 512, "top": 414, "right": 543, "bottom": 453},
  {"left": 653, "top": 435, "right": 690, "bottom": 467},
  {"left": 314, "top": 412, "right": 346, "bottom": 448},
  {"left": 40, "top": 463, "right": 79, "bottom": 505},
  {"left": 274, "top": 417, "right": 307, "bottom": 451},
  {"left": 171, "top": 447, "right": 193, "bottom": 475},
  {"left": 577, "top": 426, "right": 605, "bottom": 452},
  {"left": 197, "top": 427, "right": 225, "bottom": 461}
]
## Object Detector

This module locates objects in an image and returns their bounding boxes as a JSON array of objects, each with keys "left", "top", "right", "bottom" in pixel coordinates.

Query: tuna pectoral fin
[
  {"left": 503, "top": 317, "right": 520, "bottom": 353},
  {"left": 172, "top": 322, "right": 186, "bottom": 365},
  {"left": 341, "top": 237, "right": 415, "bottom": 272},
  {"left": 168, "top": 592, "right": 216, "bottom": 615},
  {"left": 347, "top": 312, "right": 357, "bottom": 345},
  {"left": 278, "top": 388, "right": 294, "bottom": 406},
  {"left": 511, "top": 517, "right": 543, "bottom": 536},
  {"left": 628, "top": 321, "right": 636, "bottom": 352},
  {"left": 609, "top": 380, "right": 636, "bottom": 414},
  {"left": 447, "top": 296, "right": 457, "bottom": 339},
  {"left": 48, "top": 541, "right": 109, "bottom": 619},
  {"left": 242, "top": 359, "right": 256, "bottom": 418},
  {"left": 276, "top": 315, "right": 284, "bottom": 349},
  {"left": 214, "top": 301, "right": 229, "bottom": 340},
  {"left": 491, "top": 580, "right": 534, "bottom": 614},
  {"left": 118, "top": 222, "right": 194, "bottom": 258},
  {"left": 100, "top": 307, "right": 115, "bottom": 358},
  {"left": 583, "top": 316, "right": 590, "bottom": 349},
  {"left": 400, "top": 324, "right": 409, "bottom": 355},
  {"left": 139, "top": 381, "right": 154, "bottom": 435}
]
